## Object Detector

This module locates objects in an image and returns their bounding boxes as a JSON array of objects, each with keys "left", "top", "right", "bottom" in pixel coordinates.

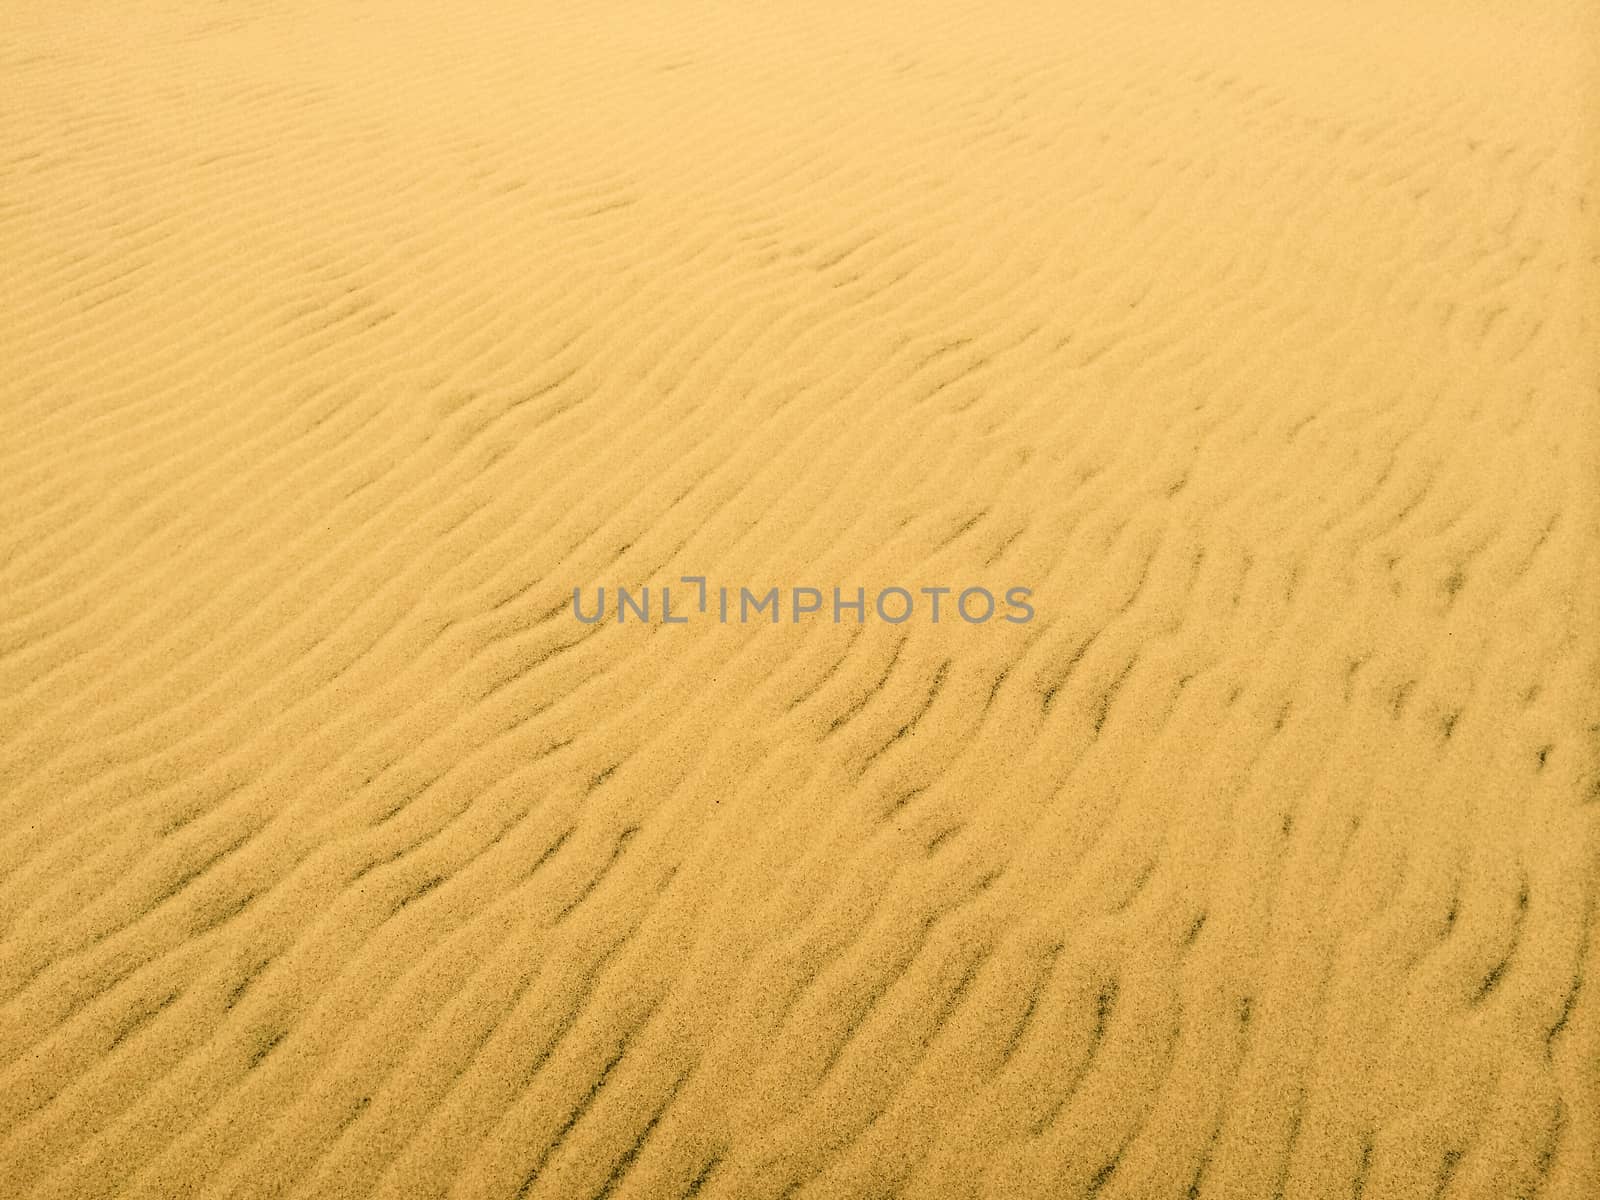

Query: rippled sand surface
[{"left": 2, "top": 2, "right": 1598, "bottom": 1197}]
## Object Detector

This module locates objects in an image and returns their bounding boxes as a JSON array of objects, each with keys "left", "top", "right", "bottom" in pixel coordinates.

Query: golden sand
[{"left": 2, "top": 1, "right": 1598, "bottom": 1197}]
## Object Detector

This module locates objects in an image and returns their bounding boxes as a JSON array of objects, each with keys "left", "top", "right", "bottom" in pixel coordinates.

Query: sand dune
[{"left": 3, "top": 0, "right": 1598, "bottom": 1197}]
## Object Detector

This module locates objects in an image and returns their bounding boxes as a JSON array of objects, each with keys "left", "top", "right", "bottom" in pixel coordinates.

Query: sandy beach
[{"left": 2, "top": 1, "right": 1597, "bottom": 1197}]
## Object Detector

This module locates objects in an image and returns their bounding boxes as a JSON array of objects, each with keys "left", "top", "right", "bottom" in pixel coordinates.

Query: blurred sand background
[{"left": 2, "top": 1, "right": 1598, "bottom": 1197}]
